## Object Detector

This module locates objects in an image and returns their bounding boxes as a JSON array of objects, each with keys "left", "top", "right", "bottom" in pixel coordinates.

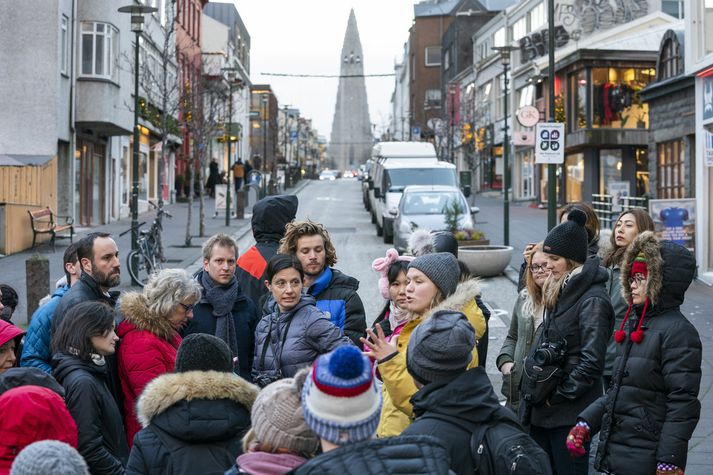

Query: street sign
[
  {"left": 290, "top": 130, "right": 298, "bottom": 142},
  {"left": 249, "top": 110, "right": 260, "bottom": 118},
  {"left": 411, "top": 126, "right": 421, "bottom": 138},
  {"left": 516, "top": 105, "right": 540, "bottom": 127},
  {"left": 535, "top": 123, "right": 564, "bottom": 164}
]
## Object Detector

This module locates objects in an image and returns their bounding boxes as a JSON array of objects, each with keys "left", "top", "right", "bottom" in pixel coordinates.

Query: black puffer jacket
[
  {"left": 580, "top": 233, "right": 701, "bottom": 474},
  {"left": 53, "top": 353, "right": 129, "bottom": 475},
  {"left": 126, "top": 370, "right": 258, "bottom": 475},
  {"left": 291, "top": 435, "right": 452, "bottom": 475},
  {"left": 236, "top": 195, "right": 298, "bottom": 307},
  {"left": 527, "top": 256, "right": 614, "bottom": 428},
  {"left": 252, "top": 295, "right": 352, "bottom": 381},
  {"left": 402, "top": 367, "right": 521, "bottom": 474},
  {"left": 51, "top": 272, "right": 119, "bottom": 333}
]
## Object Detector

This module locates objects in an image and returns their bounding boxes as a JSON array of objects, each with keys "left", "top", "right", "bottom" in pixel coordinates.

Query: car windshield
[
  {"left": 385, "top": 168, "right": 456, "bottom": 192},
  {"left": 402, "top": 192, "right": 467, "bottom": 215}
]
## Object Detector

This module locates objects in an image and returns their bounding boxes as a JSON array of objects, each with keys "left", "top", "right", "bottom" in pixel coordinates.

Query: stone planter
[
  {"left": 457, "top": 239, "right": 490, "bottom": 247},
  {"left": 459, "top": 245, "right": 514, "bottom": 277}
]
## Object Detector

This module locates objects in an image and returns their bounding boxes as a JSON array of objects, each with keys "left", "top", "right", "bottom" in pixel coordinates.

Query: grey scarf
[{"left": 200, "top": 271, "right": 240, "bottom": 361}]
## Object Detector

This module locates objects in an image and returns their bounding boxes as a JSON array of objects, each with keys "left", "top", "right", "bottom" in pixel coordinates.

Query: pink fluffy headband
[{"left": 371, "top": 248, "right": 414, "bottom": 299}]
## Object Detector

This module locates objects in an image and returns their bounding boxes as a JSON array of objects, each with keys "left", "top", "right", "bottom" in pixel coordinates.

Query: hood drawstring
[{"left": 614, "top": 297, "right": 648, "bottom": 344}]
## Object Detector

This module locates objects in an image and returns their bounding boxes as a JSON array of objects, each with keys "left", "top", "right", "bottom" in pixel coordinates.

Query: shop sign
[
  {"left": 608, "top": 181, "right": 630, "bottom": 213},
  {"left": 649, "top": 198, "right": 696, "bottom": 254},
  {"left": 214, "top": 184, "right": 227, "bottom": 213},
  {"left": 535, "top": 123, "right": 565, "bottom": 164},
  {"left": 703, "top": 75, "right": 713, "bottom": 122},
  {"left": 517, "top": 106, "right": 540, "bottom": 127},
  {"left": 705, "top": 130, "right": 713, "bottom": 167},
  {"left": 513, "top": 131, "right": 535, "bottom": 146}
]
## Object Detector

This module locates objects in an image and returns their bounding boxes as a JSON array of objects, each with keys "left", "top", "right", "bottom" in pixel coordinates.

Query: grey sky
[{"left": 232, "top": 1, "right": 415, "bottom": 139}]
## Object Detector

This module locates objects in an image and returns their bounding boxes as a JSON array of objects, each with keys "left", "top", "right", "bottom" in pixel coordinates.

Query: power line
[{"left": 260, "top": 72, "right": 395, "bottom": 78}]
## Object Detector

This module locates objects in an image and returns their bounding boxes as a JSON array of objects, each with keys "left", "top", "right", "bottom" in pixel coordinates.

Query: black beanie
[
  {"left": 175, "top": 333, "right": 234, "bottom": 373},
  {"left": 543, "top": 208, "right": 588, "bottom": 263}
]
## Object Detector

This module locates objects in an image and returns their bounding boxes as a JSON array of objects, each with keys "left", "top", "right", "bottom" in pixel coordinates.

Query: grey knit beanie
[
  {"left": 251, "top": 370, "right": 320, "bottom": 456},
  {"left": 10, "top": 440, "right": 88, "bottom": 475},
  {"left": 543, "top": 208, "right": 588, "bottom": 263},
  {"left": 408, "top": 252, "right": 460, "bottom": 297},
  {"left": 175, "top": 333, "right": 233, "bottom": 373},
  {"left": 406, "top": 310, "right": 475, "bottom": 385}
]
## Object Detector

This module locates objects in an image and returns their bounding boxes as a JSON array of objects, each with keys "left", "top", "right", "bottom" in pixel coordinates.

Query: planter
[
  {"left": 457, "top": 239, "right": 490, "bottom": 247},
  {"left": 459, "top": 245, "right": 514, "bottom": 277}
]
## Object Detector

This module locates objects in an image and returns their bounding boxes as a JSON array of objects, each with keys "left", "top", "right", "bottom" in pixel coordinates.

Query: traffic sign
[
  {"left": 411, "top": 126, "right": 421, "bottom": 138},
  {"left": 535, "top": 123, "right": 564, "bottom": 164}
]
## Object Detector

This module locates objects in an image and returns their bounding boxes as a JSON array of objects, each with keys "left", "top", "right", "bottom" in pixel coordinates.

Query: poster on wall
[
  {"left": 608, "top": 181, "right": 630, "bottom": 212},
  {"left": 214, "top": 184, "right": 227, "bottom": 216},
  {"left": 649, "top": 198, "right": 696, "bottom": 254},
  {"left": 704, "top": 130, "right": 713, "bottom": 167}
]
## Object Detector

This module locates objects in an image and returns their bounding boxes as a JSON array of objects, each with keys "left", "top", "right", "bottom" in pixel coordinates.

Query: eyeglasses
[
  {"left": 529, "top": 264, "right": 547, "bottom": 274},
  {"left": 178, "top": 303, "right": 194, "bottom": 313},
  {"left": 628, "top": 275, "right": 647, "bottom": 286},
  {"left": 271, "top": 280, "right": 302, "bottom": 291}
]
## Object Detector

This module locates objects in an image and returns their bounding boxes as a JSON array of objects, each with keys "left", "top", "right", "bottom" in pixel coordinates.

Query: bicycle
[{"left": 120, "top": 201, "right": 172, "bottom": 287}]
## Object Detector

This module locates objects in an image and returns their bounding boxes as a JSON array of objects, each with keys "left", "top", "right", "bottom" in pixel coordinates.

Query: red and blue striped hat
[{"left": 301, "top": 345, "right": 382, "bottom": 445}]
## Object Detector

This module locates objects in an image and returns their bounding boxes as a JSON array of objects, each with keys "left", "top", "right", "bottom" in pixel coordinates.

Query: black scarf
[{"left": 200, "top": 271, "right": 239, "bottom": 361}]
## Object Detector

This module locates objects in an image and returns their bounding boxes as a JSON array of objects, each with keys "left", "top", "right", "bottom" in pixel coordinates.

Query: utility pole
[{"left": 547, "top": 0, "right": 557, "bottom": 230}]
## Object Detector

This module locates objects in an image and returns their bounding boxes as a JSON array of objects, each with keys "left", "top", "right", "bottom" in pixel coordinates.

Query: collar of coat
[
  {"left": 137, "top": 370, "right": 259, "bottom": 427},
  {"left": 412, "top": 279, "right": 481, "bottom": 321},
  {"left": 119, "top": 292, "right": 177, "bottom": 341}
]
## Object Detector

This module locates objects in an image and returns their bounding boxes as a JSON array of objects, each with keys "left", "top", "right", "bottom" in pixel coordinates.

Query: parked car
[
  {"left": 393, "top": 186, "right": 477, "bottom": 254},
  {"left": 319, "top": 170, "right": 339, "bottom": 181}
]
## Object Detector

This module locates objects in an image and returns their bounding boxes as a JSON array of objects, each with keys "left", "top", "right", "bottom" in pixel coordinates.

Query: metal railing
[{"left": 592, "top": 194, "right": 648, "bottom": 229}]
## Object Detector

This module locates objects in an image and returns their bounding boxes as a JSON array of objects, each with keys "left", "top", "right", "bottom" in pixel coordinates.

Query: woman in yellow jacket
[{"left": 363, "top": 252, "right": 485, "bottom": 437}]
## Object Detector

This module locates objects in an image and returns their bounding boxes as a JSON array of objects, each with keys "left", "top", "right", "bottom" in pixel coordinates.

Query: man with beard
[
  {"left": 279, "top": 220, "right": 366, "bottom": 346},
  {"left": 184, "top": 233, "right": 259, "bottom": 381}
]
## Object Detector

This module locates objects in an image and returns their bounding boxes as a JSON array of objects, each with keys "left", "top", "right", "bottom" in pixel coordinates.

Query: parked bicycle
[{"left": 120, "top": 201, "right": 172, "bottom": 287}]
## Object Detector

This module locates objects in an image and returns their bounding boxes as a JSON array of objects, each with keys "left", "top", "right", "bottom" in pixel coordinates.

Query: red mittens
[{"left": 566, "top": 421, "right": 591, "bottom": 458}]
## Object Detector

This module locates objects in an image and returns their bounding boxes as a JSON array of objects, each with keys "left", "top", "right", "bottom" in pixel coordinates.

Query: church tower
[{"left": 329, "top": 9, "right": 372, "bottom": 171}]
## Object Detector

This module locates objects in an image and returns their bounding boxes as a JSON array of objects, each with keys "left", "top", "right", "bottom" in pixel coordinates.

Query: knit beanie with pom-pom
[{"left": 543, "top": 208, "right": 589, "bottom": 263}]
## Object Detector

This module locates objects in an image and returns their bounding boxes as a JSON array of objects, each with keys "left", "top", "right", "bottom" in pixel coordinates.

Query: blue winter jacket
[{"left": 20, "top": 285, "right": 70, "bottom": 373}]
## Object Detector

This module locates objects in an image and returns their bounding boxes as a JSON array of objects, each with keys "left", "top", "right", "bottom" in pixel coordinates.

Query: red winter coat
[
  {"left": 0, "top": 385, "right": 78, "bottom": 474},
  {"left": 117, "top": 293, "right": 182, "bottom": 447}
]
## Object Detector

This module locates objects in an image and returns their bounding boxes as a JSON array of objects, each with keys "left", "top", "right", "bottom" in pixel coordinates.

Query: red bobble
[
  {"left": 614, "top": 330, "right": 626, "bottom": 343},
  {"left": 631, "top": 330, "right": 645, "bottom": 344}
]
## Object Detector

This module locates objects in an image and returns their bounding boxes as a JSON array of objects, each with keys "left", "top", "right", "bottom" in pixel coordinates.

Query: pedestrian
[
  {"left": 10, "top": 440, "right": 88, "bottom": 475},
  {"left": 245, "top": 159, "right": 253, "bottom": 181},
  {"left": 0, "top": 320, "right": 24, "bottom": 376},
  {"left": 233, "top": 158, "right": 245, "bottom": 195},
  {"left": 569, "top": 231, "right": 701, "bottom": 475},
  {"left": 252, "top": 254, "right": 351, "bottom": 388},
  {"left": 0, "top": 385, "right": 78, "bottom": 474},
  {"left": 496, "top": 242, "right": 548, "bottom": 411},
  {"left": 518, "top": 209, "right": 613, "bottom": 475},
  {"left": 236, "top": 194, "right": 299, "bottom": 308},
  {"left": 185, "top": 233, "right": 260, "bottom": 381},
  {"left": 363, "top": 252, "right": 484, "bottom": 437},
  {"left": 116, "top": 269, "right": 202, "bottom": 446},
  {"left": 600, "top": 208, "right": 655, "bottom": 388},
  {"left": 369, "top": 248, "right": 413, "bottom": 341},
  {"left": 51, "top": 301, "right": 128, "bottom": 475},
  {"left": 21, "top": 242, "right": 81, "bottom": 373},
  {"left": 0, "top": 367, "right": 64, "bottom": 397},
  {"left": 126, "top": 334, "right": 259, "bottom": 475},
  {"left": 279, "top": 220, "right": 366, "bottom": 346},
  {"left": 207, "top": 159, "right": 220, "bottom": 198},
  {"left": 0, "top": 285, "right": 18, "bottom": 324},
  {"left": 294, "top": 345, "right": 452, "bottom": 475},
  {"left": 226, "top": 371, "right": 319, "bottom": 475}
]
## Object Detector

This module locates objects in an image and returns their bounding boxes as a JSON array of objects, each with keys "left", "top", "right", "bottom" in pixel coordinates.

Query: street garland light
[
  {"left": 492, "top": 45, "right": 516, "bottom": 247},
  {"left": 118, "top": 4, "right": 157, "bottom": 286},
  {"left": 222, "top": 66, "right": 240, "bottom": 226}
]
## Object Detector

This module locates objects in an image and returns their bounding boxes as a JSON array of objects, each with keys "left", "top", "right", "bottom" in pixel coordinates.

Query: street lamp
[
  {"left": 492, "top": 45, "right": 516, "bottom": 247},
  {"left": 119, "top": 4, "right": 157, "bottom": 285},
  {"left": 222, "top": 66, "right": 239, "bottom": 226}
]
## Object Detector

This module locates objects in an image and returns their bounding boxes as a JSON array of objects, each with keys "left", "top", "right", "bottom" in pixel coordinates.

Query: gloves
[
  {"left": 656, "top": 463, "right": 683, "bottom": 475},
  {"left": 566, "top": 421, "right": 591, "bottom": 458}
]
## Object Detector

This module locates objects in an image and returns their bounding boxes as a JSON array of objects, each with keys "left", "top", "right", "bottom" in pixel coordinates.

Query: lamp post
[
  {"left": 261, "top": 94, "right": 268, "bottom": 171},
  {"left": 119, "top": 4, "right": 157, "bottom": 286},
  {"left": 222, "top": 67, "right": 239, "bottom": 226},
  {"left": 493, "top": 46, "right": 515, "bottom": 247},
  {"left": 547, "top": 0, "right": 557, "bottom": 230}
]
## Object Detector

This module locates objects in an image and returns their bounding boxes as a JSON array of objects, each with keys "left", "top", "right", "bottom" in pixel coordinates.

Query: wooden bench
[{"left": 27, "top": 207, "right": 74, "bottom": 251}]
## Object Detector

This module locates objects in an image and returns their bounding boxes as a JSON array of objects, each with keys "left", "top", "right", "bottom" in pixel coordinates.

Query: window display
[{"left": 591, "top": 68, "right": 654, "bottom": 128}]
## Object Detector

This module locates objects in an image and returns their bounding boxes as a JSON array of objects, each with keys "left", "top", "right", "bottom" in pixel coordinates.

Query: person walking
[
  {"left": 568, "top": 232, "right": 701, "bottom": 475},
  {"left": 600, "top": 209, "right": 655, "bottom": 388},
  {"left": 496, "top": 242, "right": 548, "bottom": 411},
  {"left": 232, "top": 159, "right": 245, "bottom": 195},
  {"left": 226, "top": 371, "right": 319, "bottom": 475},
  {"left": 236, "top": 195, "right": 298, "bottom": 308},
  {"left": 519, "top": 209, "right": 613, "bottom": 475},
  {"left": 185, "top": 233, "right": 259, "bottom": 381},
  {"left": 279, "top": 220, "right": 366, "bottom": 346},
  {"left": 116, "top": 269, "right": 202, "bottom": 446},
  {"left": 207, "top": 159, "right": 220, "bottom": 198},
  {"left": 52, "top": 301, "right": 128, "bottom": 475},
  {"left": 362, "top": 252, "right": 485, "bottom": 438},
  {"left": 126, "top": 334, "right": 258, "bottom": 475},
  {"left": 252, "top": 254, "right": 351, "bottom": 387},
  {"left": 369, "top": 248, "right": 413, "bottom": 341}
]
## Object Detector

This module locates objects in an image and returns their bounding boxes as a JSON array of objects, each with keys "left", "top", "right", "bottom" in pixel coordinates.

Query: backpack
[{"left": 420, "top": 414, "right": 552, "bottom": 475}]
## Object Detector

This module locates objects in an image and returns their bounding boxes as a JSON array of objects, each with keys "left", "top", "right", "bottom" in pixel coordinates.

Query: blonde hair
[
  {"left": 279, "top": 220, "right": 337, "bottom": 268},
  {"left": 542, "top": 258, "right": 580, "bottom": 310},
  {"left": 523, "top": 242, "right": 545, "bottom": 318},
  {"left": 202, "top": 233, "right": 238, "bottom": 261}
]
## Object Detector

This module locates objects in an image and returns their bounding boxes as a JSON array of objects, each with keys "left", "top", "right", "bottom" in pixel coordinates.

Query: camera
[
  {"left": 252, "top": 369, "right": 283, "bottom": 389},
  {"left": 532, "top": 340, "right": 566, "bottom": 366}
]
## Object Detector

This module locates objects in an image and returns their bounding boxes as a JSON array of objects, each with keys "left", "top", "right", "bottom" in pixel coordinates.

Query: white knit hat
[{"left": 10, "top": 440, "right": 88, "bottom": 475}]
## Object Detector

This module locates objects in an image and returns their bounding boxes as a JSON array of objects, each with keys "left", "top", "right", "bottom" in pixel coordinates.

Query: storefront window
[
  {"left": 518, "top": 151, "right": 535, "bottom": 199},
  {"left": 635, "top": 148, "right": 650, "bottom": 196},
  {"left": 600, "top": 149, "right": 623, "bottom": 195},
  {"left": 566, "top": 153, "right": 584, "bottom": 202},
  {"left": 591, "top": 67, "right": 655, "bottom": 129},
  {"left": 705, "top": 0, "right": 713, "bottom": 55},
  {"left": 657, "top": 140, "right": 685, "bottom": 198},
  {"left": 570, "top": 70, "right": 587, "bottom": 131}
]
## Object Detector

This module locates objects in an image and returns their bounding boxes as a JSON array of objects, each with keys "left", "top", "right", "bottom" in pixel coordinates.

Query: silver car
[{"left": 393, "top": 185, "right": 477, "bottom": 253}]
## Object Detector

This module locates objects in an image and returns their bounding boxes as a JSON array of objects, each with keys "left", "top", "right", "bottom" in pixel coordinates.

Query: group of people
[{"left": 0, "top": 195, "right": 702, "bottom": 475}]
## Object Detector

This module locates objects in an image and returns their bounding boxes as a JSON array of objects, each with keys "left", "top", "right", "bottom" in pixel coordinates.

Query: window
[
  {"left": 657, "top": 140, "right": 685, "bottom": 198},
  {"left": 60, "top": 15, "right": 69, "bottom": 75},
  {"left": 705, "top": 0, "right": 713, "bottom": 55},
  {"left": 476, "top": 82, "right": 492, "bottom": 123},
  {"left": 494, "top": 27, "right": 506, "bottom": 47},
  {"left": 425, "top": 46, "right": 441, "bottom": 66},
  {"left": 444, "top": 47, "right": 451, "bottom": 71},
  {"left": 512, "top": 16, "right": 528, "bottom": 42},
  {"left": 662, "top": 0, "right": 684, "bottom": 18},
  {"left": 477, "top": 38, "right": 491, "bottom": 62},
  {"left": 80, "top": 22, "right": 118, "bottom": 79},
  {"left": 518, "top": 84, "right": 535, "bottom": 108},
  {"left": 495, "top": 74, "right": 509, "bottom": 119},
  {"left": 530, "top": 2, "right": 546, "bottom": 30},
  {"left": 425, "top": 88, "right": 441, "bottom": 108},
  {"left": 659, "top": 37, "right": 682, "bottom": 80},
  {"left": 590, "top": 67, "right": 655, "bottom": 128}
]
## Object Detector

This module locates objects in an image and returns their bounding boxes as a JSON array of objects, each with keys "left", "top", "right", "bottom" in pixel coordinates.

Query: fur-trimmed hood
[
  {"left": 137, "top": 370, "right": 258, "bottom": 428},
  {"left": 415, "top": 279, "right": 481, "bottom": 321},
  {"left": 118, "top": 292, "right": 177, "bottom": 341},
  {"left": 620, "top": 231, "right": 695, "bottom": 310}
]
